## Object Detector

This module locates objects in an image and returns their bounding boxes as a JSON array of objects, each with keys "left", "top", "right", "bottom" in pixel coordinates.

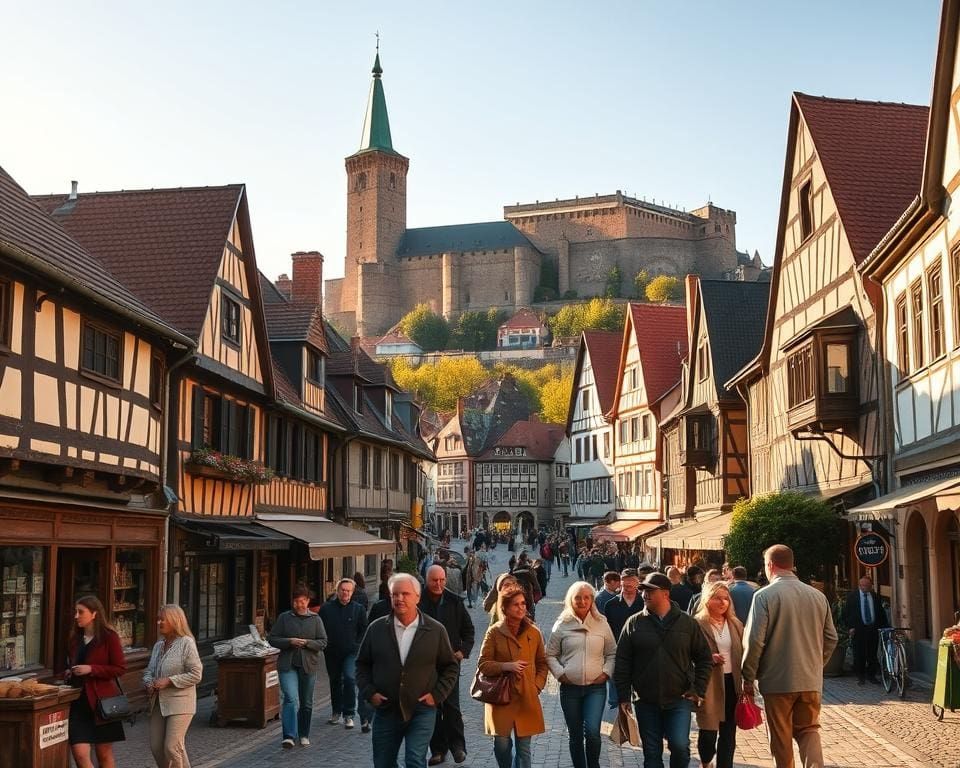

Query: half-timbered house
[
  {"left": 566, "top": 331, "right": 621, "bottom": 533},
  {"left": 851, "top": 0, "right": 960, "bottom": 677},
  {"left": 0, "top": 168, "right": 193, "bottom": 688},
  {"left": 649, "top": 278, "right": 767, "bottom": 566},
  {"left": 727, "top": 93, "right": 927, "bottom": 598}
]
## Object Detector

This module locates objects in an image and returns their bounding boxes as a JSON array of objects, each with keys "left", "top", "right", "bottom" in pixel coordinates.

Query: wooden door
[{"left": 54, "top": 548, "right": 108, "bottom": 671}]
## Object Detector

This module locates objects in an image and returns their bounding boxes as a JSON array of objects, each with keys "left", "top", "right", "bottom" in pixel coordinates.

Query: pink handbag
[{"left": 735, "top": 694, "right": 763, "bottom": 730}]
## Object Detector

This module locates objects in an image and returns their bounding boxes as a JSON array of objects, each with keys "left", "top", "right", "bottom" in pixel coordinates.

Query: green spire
[{"left": 358, "top": 51, "right": 394, "bottom": 153}]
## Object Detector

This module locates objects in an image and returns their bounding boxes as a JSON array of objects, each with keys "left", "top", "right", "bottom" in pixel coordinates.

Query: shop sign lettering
[
  {"left": 39, "top": 710, "right": 68, "bottom": 749},
  {"left": 854, "top": 532, "right": 889, "bottom": 567}
]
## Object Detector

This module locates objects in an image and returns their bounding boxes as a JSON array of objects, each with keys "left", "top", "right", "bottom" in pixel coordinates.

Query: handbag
[
  {"left": 609, "top": 706, "right": 641, "bottom": 747},
  {"left": 96, "top": 678, "right": 131, "bottom": 722},
  {"left": 470, "top": 669, "right": 511, "bottom": 705},
  {"left": 735, "top": 693, "right": 763, "bottom": 730}
]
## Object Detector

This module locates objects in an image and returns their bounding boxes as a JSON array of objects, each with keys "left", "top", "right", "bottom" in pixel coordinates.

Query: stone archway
[
  {"left": 492, "top": 511, "right": 512, "bottom": 533},
  {"left": 904, "top": 511, "right": 931, "bottom": 640},
  {"left": 932, "top": 509, "right": 960, "bottom": 636},
  {"left": 516, "top": 511, "right": 535, "bottom": 539}
]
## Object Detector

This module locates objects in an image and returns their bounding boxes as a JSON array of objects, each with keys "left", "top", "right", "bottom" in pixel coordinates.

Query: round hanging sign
[{"left": 854, "top": 531, "right": 889, "bottom": 568}]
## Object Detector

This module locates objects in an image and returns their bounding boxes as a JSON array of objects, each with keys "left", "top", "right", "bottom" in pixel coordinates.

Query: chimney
[
  {"left": 69, "top": 180, "right": 78, "bottom": 201},
  {"left": 275, "top": 273, "right": 292, "bottom": 300},
  {"left": 290, "top": 250, "right": 324, "bottom": 309}
]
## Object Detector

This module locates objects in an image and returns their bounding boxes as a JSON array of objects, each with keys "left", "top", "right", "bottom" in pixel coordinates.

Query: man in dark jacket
[
  {"left": 319, "top": 579, "right": 368, "bottom": 730},
  {"left": 842, "top": 575, "right": 889, "bottom": 684},
  {"left": 668, "top": 565, "right": 703, "bottom": 614},
  {"left": 357, "top": 573, "right": 460, "bottom": 768},
  {"left": 422, "top": 565, "right": 475, "bottom": 765},
  {"left": 614, "top": 572, "right": 713, "bottom": 768},
  {"left": 368, "top": 596, "right": 392, "bottom": 624}
]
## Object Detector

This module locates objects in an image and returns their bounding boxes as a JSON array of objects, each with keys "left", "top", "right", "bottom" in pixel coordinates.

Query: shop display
[
  {"left": 0, "top": 547, "right": 44, "bottom": 673},
  {"left": 0, "top": 679, "right": 61, "bottom": 699},
  {"left": 112, "top": 551, "right": 147, "bottom": 650}
]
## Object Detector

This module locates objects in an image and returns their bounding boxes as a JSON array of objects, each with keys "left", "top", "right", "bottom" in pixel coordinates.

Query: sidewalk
[{"left": 108, "top": 541, "right": 960, "bottom": 767}]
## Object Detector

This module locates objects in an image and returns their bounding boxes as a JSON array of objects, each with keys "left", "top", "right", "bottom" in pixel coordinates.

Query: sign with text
[
  {"left": 854, "top": 532, "right": 889, "bottom": 567},
  {"left": 265, "top": 670, "right": 279, "bottom": 688},
  {"left": 493, "top": 447, "right": 526, "bottom": 457},
  {"left": 39, "top": 710, "right": 68, "bottom": 749}
]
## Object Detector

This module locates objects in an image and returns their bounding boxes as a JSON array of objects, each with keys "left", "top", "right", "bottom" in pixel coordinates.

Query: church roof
[
  {"left": 355, "top": 52, "right": 397, "bottom": 155},
  {"left": 397, "top": 221, "right": 532, "bottom": 258}
]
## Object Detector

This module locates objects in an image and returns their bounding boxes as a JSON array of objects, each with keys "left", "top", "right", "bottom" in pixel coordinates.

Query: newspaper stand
[
  {"left": 932, "top": 638, "right": 960, "bottom": 720},
  {"left": 0, "top": 687, "right": 80, "bottom": 768},
  {"left": 215, "top": 649, "right": 280, "bottom": 728}
]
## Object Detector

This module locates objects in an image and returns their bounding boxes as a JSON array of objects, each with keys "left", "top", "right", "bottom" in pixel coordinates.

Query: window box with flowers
[{"left": 185, "top": 447, "right": 275, "bottom": 485}]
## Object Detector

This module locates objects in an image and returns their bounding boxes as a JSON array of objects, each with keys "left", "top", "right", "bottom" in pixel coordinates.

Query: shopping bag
[
  {"left": 735, "top": 694, "right": 763, "bottom": 730},
  {"left": 609, "top": 706, "right": 640, "bottom": 747}
]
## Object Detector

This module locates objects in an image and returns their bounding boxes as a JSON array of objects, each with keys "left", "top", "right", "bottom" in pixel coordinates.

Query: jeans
[
  {"left": 371, "top": 702, "right": 436, "bottom": 768},
  {"left": 545, "top": 559, "right": 553, "bottom": 579},
  {"left": 696, "top": 674, "right": 737, "bottom": 768},
  {"left": 493, "top": 733, "right": 532, "bottom": 768},
  {"left": 325, "top": 652, "right": 357, "bottom": 718},
  {"left": 466, "top": 583, "right": 479, "bottom": 607},
  {"left": 559, "top": 683, "right": 605, "bottom": 768},
  {"left": 606, "top": 679, "right": 618, "bottom": 709},
  {"left": 278, "top": 668, "right": 316, "bottom": 740},
  {"left": 634, "top": 698, "right": 693, "bottom": 768}
]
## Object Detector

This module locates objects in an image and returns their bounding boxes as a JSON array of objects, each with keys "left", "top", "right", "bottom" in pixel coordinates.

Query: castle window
[
  {"left": 221, "top": 295, "right": 241, "bottom": 346},
  {"left": 389, "top": 172, "right": 396, "bottom": 190},
  {"left": 81, "top": 320, "right": 122, "bottom": 383},
  {"left": 355, "top": 172, "right": 367, "bottom": 191},
  {"left": 798, "top": 179, "right": 814, "bottom": 241}
]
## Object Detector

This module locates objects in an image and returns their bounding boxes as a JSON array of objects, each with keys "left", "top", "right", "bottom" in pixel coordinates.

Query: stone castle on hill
[{"left": 323, "top": 53, "right": 765, "bottom": 338}]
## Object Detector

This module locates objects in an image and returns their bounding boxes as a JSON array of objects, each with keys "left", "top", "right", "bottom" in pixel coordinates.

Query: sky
[{"left": 1, "top": 1, "right": 943, "bottom": 284}]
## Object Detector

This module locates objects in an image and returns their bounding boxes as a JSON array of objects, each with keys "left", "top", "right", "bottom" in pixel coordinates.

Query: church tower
[{"left": 342, "top": 51, "right": 409, "bottom": 327}]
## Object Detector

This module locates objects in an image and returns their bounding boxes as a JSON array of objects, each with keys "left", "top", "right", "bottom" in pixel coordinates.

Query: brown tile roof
[
  {"left": 499, "top": 307, "right": 546, "bottom": 331},
  {"left": 33, "top": 185, "right": 244, "bottom": 337},
  {"left": 0, "top": 167, "right": 189, "bottom": 343},
  {"left": 629, "top": 303, "right": 687, "bottom": 405},
  {"left": 795, "top": 94, "right": 928, "bottom": 263},
  {"left": 582, "top": 330, "right": 622, "bottom": 413},
  {"left": 481, "top": 417, "right": 565, "bottom": 460},
  {"left": 260, "top": 292, "right": 328, "bottom": 354}
]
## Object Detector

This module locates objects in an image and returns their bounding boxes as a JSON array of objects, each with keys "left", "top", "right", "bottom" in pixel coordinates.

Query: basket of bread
[{"left": 0, "top": 678, "right": 62, "bottom": 699}]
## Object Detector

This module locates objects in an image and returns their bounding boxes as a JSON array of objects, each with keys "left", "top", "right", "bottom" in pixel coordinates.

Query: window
[
  {"left": 266, "top": 415, "right": 288, "bottom": 474},
  {"left": 373, "top": 449, "right": 383, "bottom": 489},
  {"left": 81, "top": 321, "right": 121, "bottom": 382},
  {"left": 624, "top": 471, "right": 632, "bottom": 496},
  {"left": 196, "top": 561, "right": 227, "bottom": 641},
  {"left": 360, "top": 446, "right": 370, "bottom": 488},
  {"left": 953, "top": 248, "right": 960, "bottom": 349},
  {"left": 389, "top": 172, "right": 396, "bottom": 190},
  {"left": 0, "top": 546, "right": 44, "bottom": 671},
  {"left": 697, "top": 343, "right": 709, "bottom": 381},
  {"left": 631, "top": 416, "right": 639, "bottom": 442},
  {"left": 190, "top": 388, "right": 253, "bottom": 458},
  {"left": 603, "top": 432, "right": 610, "bottom": 458},
  {"left": 389, "top": 453, "right": 400, "bottom": 490},
  {"left": 643, "top": 468, "right": 653, "bottom": 497},
  {"left": 510, "top": 487, "right": 519, "bottom": 502},
  {"left": 895, "top": 293, "right": 909, "bottom": 375},
  {"left": 221, "top": 295, "right": 241, "bottom": 346},
  {"left": 825, "top": 343, "right": 850, "bottom": 394},
  {"left": 483, "top": 488, "right": 490, "bottom": 502},
  {"left": 0, "top": 280, "right": 11, "bottom": 348},
  {"left": 798, "top": 179, "right": 813, "bottom": 241},
  {"left": 629, "top": 367, "right": 638, "bottom": 390},
  {"left": 355, "top": 172, "right": 367, "bottom": 191},
  {"left": 929, "top": 264, "right": 945, "bottom": 361},
  {"left": 575, "top": 439, "right": 582, "bottom": 463},
  {"left": 149, "top": 353, "right": 164, "bottom": 409},
  {"left": 453, "top": 461, "right": 463, "bottom": 475},
  {"left": 493, "top": 487, "right": 500, "bottom": 502},
  {"left": 520, "top": 487, "right": 527, "bottom": 502},
  {"left": 354, "top": 384, "right": 363, "bottom": 413},
  {"left": 786, "top": 344, "right": 814, "bottom": 408},
  {"left": 113, "top": 548, "right": 148, "bottom": 649},
  {"left": 911, "top": 279, "right": 925, "bottom": 370},
  {"left": 303, "top": 430, "right": 323, "bottom": 483},
  {"left": 385, "top": 390, "right": 393, "bottom": 427},
  {"left": 581, "top": 389, "right": 591, "bottom": 412},
  {"left": 591, "top": 434, "right": 598, "bottom": 460},
  {"left": 642, "top": 414, "right": 651, "bottom": 441},
  {"left": 619, "top": 421, "right": 628, "bottom": 445},
  {"left": 306, "top": 348, "right": 324, "bottom": 383}
]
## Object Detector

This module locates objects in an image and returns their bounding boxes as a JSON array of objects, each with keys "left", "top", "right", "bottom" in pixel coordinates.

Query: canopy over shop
[
  {"left": 645, "top": 513, "right": 732, "bottom": 568},
  {"left": 590, "top": 519, "right": 663, "bottom": 543}
]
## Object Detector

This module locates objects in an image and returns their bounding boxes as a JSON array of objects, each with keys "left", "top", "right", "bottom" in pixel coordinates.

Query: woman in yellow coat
[{"left": 477, "top": 587, "right": 548, "bottom": 768}]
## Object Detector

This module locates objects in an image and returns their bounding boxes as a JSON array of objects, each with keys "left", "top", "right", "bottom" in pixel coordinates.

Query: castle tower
[{"left": 342, "top": 51, "right": 409, "bottom": 329}]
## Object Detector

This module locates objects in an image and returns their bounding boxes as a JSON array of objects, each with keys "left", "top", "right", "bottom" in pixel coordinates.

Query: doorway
[{"left": 55, "top": 547, "right": 108, "bottom": 671}]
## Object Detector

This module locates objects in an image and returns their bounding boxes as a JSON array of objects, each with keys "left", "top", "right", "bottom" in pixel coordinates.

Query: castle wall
[
  {"left": 357, "top": 261, "right": 402, "bottom": 337},
  {"left": 325, "top": 276, "right": 344, "bottom": 314}
]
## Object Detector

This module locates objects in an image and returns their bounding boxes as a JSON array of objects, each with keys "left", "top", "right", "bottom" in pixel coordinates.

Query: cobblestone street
[{"left": 112, "top": 543, "right": 959, "bottom": 767}]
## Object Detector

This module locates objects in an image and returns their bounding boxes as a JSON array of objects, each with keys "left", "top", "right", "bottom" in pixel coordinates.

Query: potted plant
[
  {"left": 824, "top": 594, "right": 851, "bottom": 677},
  {"left": 185, "top": 446, "right": 275, "bottom": 484}
]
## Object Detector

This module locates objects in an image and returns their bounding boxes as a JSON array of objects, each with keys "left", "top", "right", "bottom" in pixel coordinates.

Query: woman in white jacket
[
  {"left": 545, "top": 581, "right": 616, "bottom": 768},
  {"left": 142, "top": 605, "right": 202, "bottom": 768}
]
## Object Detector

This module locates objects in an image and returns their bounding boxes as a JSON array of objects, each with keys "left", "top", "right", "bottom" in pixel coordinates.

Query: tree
[
  {"left": 724, "top": 492, "right": 843, "bottom": 583},
  {"left": 390, "top": 356, "right": 489, "bottom": 412},
  {"left": 449, "top": 310, "right": 501, "bottom": 351},
  {"left": 604, "top": 264, "right": 623, "bottom": 298},
  {"left": 398, "top": 303, "right": 449, "bottom": 351},
  {"left": 645, "top": 274, "right": 683, "bottom": 303},
  {"left": 539, "top": 368, "right": 574, "bottom": 424},
  {"left": 548, "top": 298, "right": 625, "bottom": 339},
  {"left": 633, "top": 269, "right": 650, "bottom": 299}
]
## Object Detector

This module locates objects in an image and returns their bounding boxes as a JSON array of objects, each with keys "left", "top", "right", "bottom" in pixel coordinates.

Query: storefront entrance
[{"left": 54, "top": 547, "right": 107, "bottom": 673}]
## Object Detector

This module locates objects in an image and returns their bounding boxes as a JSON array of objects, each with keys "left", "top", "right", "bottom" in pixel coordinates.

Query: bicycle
[{"left": 877, "top": 626, "right": 910, "bottom": 698}]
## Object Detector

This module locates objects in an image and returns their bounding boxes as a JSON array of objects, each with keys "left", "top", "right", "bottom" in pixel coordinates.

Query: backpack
[{"left": 541, "top": 543, "right": 552, "bottom": 560}]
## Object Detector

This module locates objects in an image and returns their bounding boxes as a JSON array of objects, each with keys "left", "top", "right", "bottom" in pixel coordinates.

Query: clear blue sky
[{"left": 1, "top": 1, "right": 941, "bottom": 284}]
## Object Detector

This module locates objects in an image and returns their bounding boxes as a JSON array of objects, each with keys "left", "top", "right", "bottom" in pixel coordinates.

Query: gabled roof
[
  {"left": 33, "top": 185, "right": 246, "bottom": 339},
  {"left": 699, "top": 280, "right": 769, "bottom": 398},
  {"left": 460, "top": 377, "right": 533, "bottom": 455},
  {"left": 565, "top": 330, "right": 622, "bottom": 434},
  {"left": 794, "top": 94, "right": 928, "bottom": 264},
  {"left": 259, "top": 274, "right": 328, "bottom": 354},
  {"left": 376, "top": 330, "right": 421, "bottom": 349},
  {"left": 480, "top": 418, "right": 564, "bottom": 461},
  {"left": 621, "top": 303, "right": 687, "bottom": 409},
  {"left": 0, "top": 166, "right": 189, "bottom": 345},
  {"left": 499, "top": 308, "right": 547, "bottom": 331},
  {"left": 396, "top": 221, "right": 532, "bottom": 258}
]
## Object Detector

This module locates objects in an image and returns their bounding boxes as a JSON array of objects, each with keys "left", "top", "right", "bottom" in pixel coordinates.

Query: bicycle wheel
[
  {"left": 880, "top": 642, "right": 893, "bottom": 693},
  {"left": 895, "top": 643, "right": 908, "bottom": 698}
]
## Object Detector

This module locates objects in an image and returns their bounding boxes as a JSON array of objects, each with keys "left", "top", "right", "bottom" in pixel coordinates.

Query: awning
[
  {"left": 591, "top": 520, "right": 664, "bottom": 543},
  {"left": 645, "top": 513, "right": 732, "bottom": 552},
  {"left": 176, "top": 519, "right": 293, "bottom": 551},
  {"left": 256, "top": 514, "right": 396, "bottom": 559},
  {"left": 845, "top": 476, "right": 960, "bottom": 521},
  {"left": 566, "top": 517, "right": 610, "bottom": 528}
]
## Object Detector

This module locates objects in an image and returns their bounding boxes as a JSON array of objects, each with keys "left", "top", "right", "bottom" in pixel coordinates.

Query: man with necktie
[{"left": 842, "top": 575, "right": 889, "bottom": 685}]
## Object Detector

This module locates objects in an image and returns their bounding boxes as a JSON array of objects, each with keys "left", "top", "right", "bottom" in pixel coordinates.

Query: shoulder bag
[
  {"left": 97, "top": 677, "right": 131, "bottom": 722},
  {"left": 470, "top": 668, "right": 511, "bottom": 705}
]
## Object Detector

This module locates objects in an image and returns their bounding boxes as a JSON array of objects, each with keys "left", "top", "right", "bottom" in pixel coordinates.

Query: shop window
[
  {"left": 112, "top": 549, "right": 148, "bottom": 650},
  {"left": 0, "top": 547, "right": 44, "bottom": 673},
  {"left": 196, "top": 561, "right": 227, "bottom": 641},
  {"left": 221, "top": 295, "right": 241, "bottom": 346},
  {"left": 81, "top": 321, "right": 121, "bottom": 383}
]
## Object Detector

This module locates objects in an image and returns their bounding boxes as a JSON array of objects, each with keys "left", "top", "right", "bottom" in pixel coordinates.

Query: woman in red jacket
[{"left": 66, "top": 595, "right": 127, "bottom": 767}]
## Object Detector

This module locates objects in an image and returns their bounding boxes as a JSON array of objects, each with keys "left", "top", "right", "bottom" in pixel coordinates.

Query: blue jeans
[
  {"left": 278, "top": 668, "right": 316, "bottom": 740},
  {"left": 493, "top": 733, "right": 532, "bottom": 768},
  {"left": 545, "top": 559, "right": 553, "bottom": 578},
  {"left": 325, "top": 652, "right": 357, "bottom": 717},
  {"left": 559, "top": 683, "right": 605, "bottom": 768},
  {"left": 371, "top": 702, "right": 436, "bottom": 768},
  {"left": 633, "top": 699, "right": 693, "bottom": 768}
]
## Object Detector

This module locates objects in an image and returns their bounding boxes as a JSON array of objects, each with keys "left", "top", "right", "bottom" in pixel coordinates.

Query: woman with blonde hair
[
  {"left": 477, "top": 587, "right": 548, "bottom": 768},
  {"left": 143, "top": 604, "right": 202, "bottom": 768},
  {"left": 693, "top": 580, "right": 744, "bottom": 768},
  {"left": 546, "top": 582, "right": 616, "bottom": 768}
]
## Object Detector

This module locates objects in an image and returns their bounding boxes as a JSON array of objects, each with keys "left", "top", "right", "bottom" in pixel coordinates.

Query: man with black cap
[{"left": 614, "top": 572, "right": 712, "bottom": 768}]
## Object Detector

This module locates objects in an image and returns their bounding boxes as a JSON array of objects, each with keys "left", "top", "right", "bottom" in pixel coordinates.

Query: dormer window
[{"left": 306, "top": 349, "right": 324, "bottom": 384}]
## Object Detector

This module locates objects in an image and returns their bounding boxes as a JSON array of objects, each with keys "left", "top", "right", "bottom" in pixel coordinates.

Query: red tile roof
[
  {"left": 33, "top": 185, "right": 244, "bottom": 338},
  {"left": 582, "top": 330, "right": 622, "bottom": 413},
  {"left": 499, "top": 307, "right": 547, "bottom": 331},
  {"left": 795, "top": 94, "right": 928, "bottom": 263},
  {"left": 629, "top": 303, "right": 688, "bottom": 404},
  {"left": 481, "top": 417, "right": 565, "bottom": 460}
]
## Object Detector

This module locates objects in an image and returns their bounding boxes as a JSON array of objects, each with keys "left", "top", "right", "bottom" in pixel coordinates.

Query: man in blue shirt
[
  {"left": 728, "top": 566, "right": 756, "bottom": 625},
  {"left": 594, "top": 572, "right": 621, "bottom": 613}
]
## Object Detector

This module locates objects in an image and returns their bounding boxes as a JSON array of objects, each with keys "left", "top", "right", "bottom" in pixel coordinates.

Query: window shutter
[
  {"left": 244, "top": 406, "right": 254, "bottom": 460},
  {"left": 219, "top": 398, "right": 231, "bottom": 455},
  {"left": 191, "top": 386, "right": 206, "bottom": 449}
]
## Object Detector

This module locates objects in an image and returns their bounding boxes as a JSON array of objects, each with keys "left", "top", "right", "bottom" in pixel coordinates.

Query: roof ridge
[
  {"left": 794, "top": 92, "right": 927, "bottom": 111},
  {"left": 32, "top": 183, "right": 245, "bottom": 199}
]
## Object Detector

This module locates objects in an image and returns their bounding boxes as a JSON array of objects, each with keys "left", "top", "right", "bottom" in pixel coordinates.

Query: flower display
[{"left": 187, "top": 447, "right": 275, "bottom": 484}]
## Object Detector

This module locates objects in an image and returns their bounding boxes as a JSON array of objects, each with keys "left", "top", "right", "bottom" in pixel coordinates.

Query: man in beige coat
[{"left": 741, "top": 545, "right": 838, "bottom": 768}]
